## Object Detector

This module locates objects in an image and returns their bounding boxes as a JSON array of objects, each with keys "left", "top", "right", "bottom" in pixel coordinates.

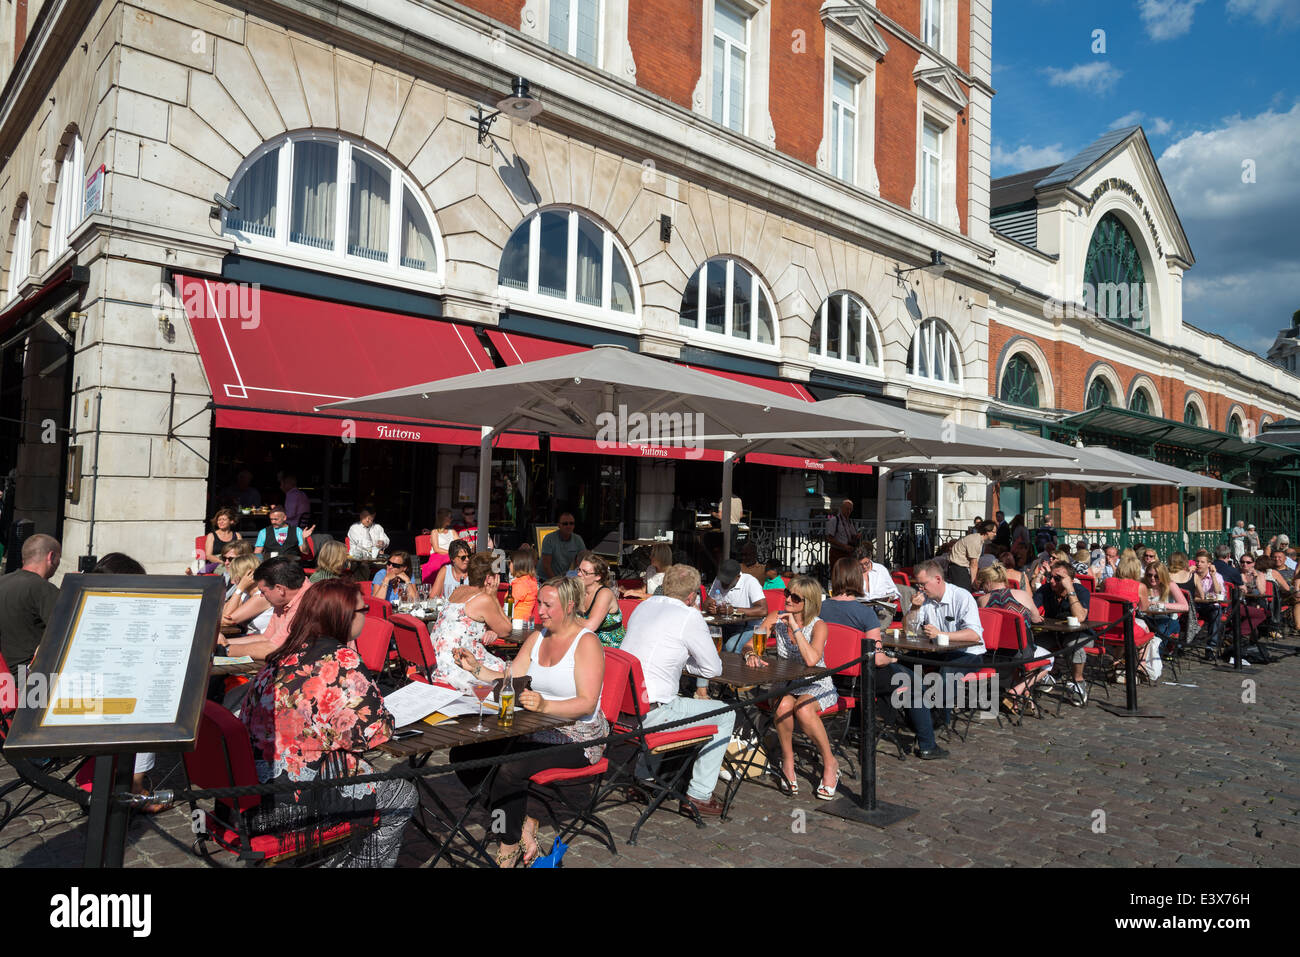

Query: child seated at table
[
  {"left": 763, "top": 561, "right": 786, "bottom": 591},
  {"left": 509, "top": 548, "right": 539, "bottom": 621}
]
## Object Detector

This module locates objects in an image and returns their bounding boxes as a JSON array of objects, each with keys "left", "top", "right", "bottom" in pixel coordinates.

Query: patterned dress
[
  {"left": 583, "top": 586, "right": 625, "bottom": 647},
  {"left": 772, "top": 616, "right": 836, "bottom": 710},
  {"left": 428, "top": 601, "right": 507, "bottom": 693}
]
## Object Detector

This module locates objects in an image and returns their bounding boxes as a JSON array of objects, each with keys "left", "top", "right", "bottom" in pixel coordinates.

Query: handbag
[{"left": 725, "top": 732, "right": 767, "bottom": 780}]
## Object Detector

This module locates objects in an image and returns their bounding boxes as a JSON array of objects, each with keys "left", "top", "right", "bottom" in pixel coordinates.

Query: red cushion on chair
[
  {"left": 643, "top": 725, "right": 717, "bottom": 750},
  {"left": 529, "top": 759, "right": 609, "bottom": 786},
  {"left": 203, "top": 812, "right": 366, "bottom": 863}
]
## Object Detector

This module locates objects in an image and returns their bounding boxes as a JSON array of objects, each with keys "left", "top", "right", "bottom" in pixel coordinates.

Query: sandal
[
  {"left": 815, "top": 767, "right": 841, "bottom": 801},
  {"left": 773, "top": 764, "right": 799, "bottom": 796},
  {"left": 1000, "top": 694, "right": 1021, "bottom": 716},
  {"left": 495, "top": 844, "right": 523, "bottom": 869},
  {"left": 520, "top": 819, "right": 542, "bottom": 868}
]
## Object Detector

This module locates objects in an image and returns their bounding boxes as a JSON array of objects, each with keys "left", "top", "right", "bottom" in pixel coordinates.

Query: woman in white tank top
[{"left": 452, "top": 576, "right": 607, "bottom": 867}]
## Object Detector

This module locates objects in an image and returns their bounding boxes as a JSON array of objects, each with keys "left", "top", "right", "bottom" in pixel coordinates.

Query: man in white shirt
[
  {"left": 698, "top": 558, "right": 767, "bottom": 697},
  {"left": 620, "top": 564, "right": 735, "bottom": 816},
  {"left": 854, "top": 545, "right": 904, "bottom": 627},
  {"left": 347, "top": 507, "right": 389, "bottom": 557},
  {"left": 1230, "top": 521, "right": 1247, "bottom": 561},
  {"left": 826, "top": 499, "right": 861, "bottom": 566},
  {"left": 891, "top": 560, "right": 985, "bottom": 760}
]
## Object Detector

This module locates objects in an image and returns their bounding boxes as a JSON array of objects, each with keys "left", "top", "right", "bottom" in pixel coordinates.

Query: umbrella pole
[
  {"left": 720, "top": 452, "right": 735, "bottom": 560},
  {"left": 477, "top": 426, "right": 494, "bottom": 556},
  {"left": 875, "top": 468, "right": 889, "bottom": 563}
]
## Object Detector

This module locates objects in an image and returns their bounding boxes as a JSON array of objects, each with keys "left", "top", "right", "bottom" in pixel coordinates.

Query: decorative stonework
[
  {"left": 820, "top": 3, "right": 890, "bottom": 60},
  {"left": 1083, "top": 177, "right": 1164, "bottom": 259},
  {"left": 913, "top": 57, "right": 968, "bottom": 112}
]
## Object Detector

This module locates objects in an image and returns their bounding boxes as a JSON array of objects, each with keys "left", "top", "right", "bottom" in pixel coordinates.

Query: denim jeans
[
  {"left": 638, "top": 696, "right": 737, "bottom": 801},
  {"left": 1197, "top": 603, "right": 1224, "bottom": 650},
  {"left": 696, "top": 622, "right": 756, "bottom": 688},
  {"left": 1151, "top": 616, "right": 1179, "bottom": 655},
  {"left": 887, "top": 651, "right": 984, "bottom": 752}
]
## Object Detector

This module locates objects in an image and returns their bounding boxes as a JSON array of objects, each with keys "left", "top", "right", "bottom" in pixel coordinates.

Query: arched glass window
[
  {"left": 1086, "top": 376, "right": 1113, "bottom": 410},
  {"left": 1183, "top": 401, "right": 1202, "bottom": 427},
  {"left": 1084, "top": 211, "right": 1147, "bottom": 330},
  {"left": 1129, "top": 388, "right": 1151, "bottom": 415},
  {"left": 49, "top": 133, "right": 84, "bottom": 261},
  {"left": 910, "top": 318, "right": 962, "bottom": 384},
  {"left": 499, "top": 209, "right": 636, "bottom": 316},
  {"left": 6, "top": 198, "right": 30, "bottom": 303},
  {"left": 810, "top": 292, "right": 879, "bottom": 368},
  {"left": 222, "top": 133, "right": 442, "bottom": 277},
  {"left": 679, "top": 258, "right": 776, "bottom": 346},
  {"left": 1228, "top": 413, "right": 1243, "bottom": 438},
  {"left": 999, "top": 353, "right": 1041, "bottom": 408}
]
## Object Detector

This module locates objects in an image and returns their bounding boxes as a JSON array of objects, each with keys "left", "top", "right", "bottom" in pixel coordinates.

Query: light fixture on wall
[
  {"left": 476, "top": 77, "right": 544, "bottom": 145},
  {"left": 895, "top": 249, "right": 947, "bottom": 282}
]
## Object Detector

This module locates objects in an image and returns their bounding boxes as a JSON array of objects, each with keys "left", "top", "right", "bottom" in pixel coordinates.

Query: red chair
[
  {"left": 1075, "top": 574, "right": 1095, "bottom": 594},
  {"left": 390, "top": 613, "right": 437, "bottom": 681},
  {"left": 978, "top": 607, "right": 1050, "bottom": 722},
  {"left": 891, "top": 571, "right": 912, "bottom": 589},
  {"left": 617, "top": 578, "right": 643, "bottom": 592},
  {"left": 617, "top": 597, "right": 642, "bottom": 623},
  {"left": 819, "top": 623, "right": 866, "bottom": 760},
  {"left": 597, "top": 647, "right": 720, "bottom": 842},
  {"left": 362, "top": 595, "right": 392, "bottom": 620},
  {"left": 194, "top": 535, "right": 209, "bottom": 564},
  {"left": 1085, "top": 593, "right": 1152, "bottom": 697},
  {"left": 525, "top": 648, "right": 633, "bottom": 855},
  {"left": 764, "top": 589, "right": 787, "bottom": 614},
  {"left": 182, "top": 702, "right": 375, "bottom": 865},
  {"left": 496, "top": 584, "right": 510, "bottom": 607},
  {"left": 355, "top": 616, "right": 396, "bottom": 674},
  {"left": 414, "top": 534, "right": 432, "bottom": 564}
]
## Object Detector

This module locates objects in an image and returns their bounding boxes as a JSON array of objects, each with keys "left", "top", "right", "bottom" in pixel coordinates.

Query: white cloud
[
  {"left": 1139, "top": 0, "right": 1205, "bottom": 40},
  {"left": 1227, "top": 0, "right": 1300, "bottom": 29},
  {"left": 991, "top": 142, "right": 1070, "bottom": 173},
  {"left": 1044, "top": 62, "right": 1122, "bottom": 94},
  {"left": 1109, "top": 110, "right": 1145, "bottom": 129},
  {"left": 1149, "top": 117, "right": 1174, "bottom": 136},
  {"left": 1159, "top": 104, "right": 1300, "bottom": 349},
  {"left": 1108, "top": 113, "right": 1173, "bottom": 137}
]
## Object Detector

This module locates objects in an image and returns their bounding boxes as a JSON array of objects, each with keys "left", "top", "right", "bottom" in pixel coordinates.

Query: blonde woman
[
  {"left": 1141, "top": 561, "right": 1187, "bottom": 666},
  {"left": 451, "top": 576, "right": 607, "bottom": 867},
  {"left": 309, "top": 539, "right": 348, "bottom": 583},
  {"left": 744, "top": 575, "right": 839, "bottom": 800},
  {"left": 977, "top": 563, "right": 1048, "bottom": 714},
  {"left": 222, "top": 554, "right": 273, "bottom": 633}
]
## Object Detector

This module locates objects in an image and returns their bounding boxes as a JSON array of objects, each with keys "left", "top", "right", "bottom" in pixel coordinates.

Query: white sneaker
[
  {"left": 1068, "top": 682, "right": 1088, "bottom": 707},
  {"left": 1039, "top": 673, "right": 1057, "bottom": 688}
]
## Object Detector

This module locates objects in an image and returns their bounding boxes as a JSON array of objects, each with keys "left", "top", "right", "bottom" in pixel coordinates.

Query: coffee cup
[
  {"left": 1067, "top": 616, "right": 1080, "bottom": 627},
  {"left": 512, "top": 618, "right": 526, "bottom": 630},
  {"left": 936, "top": 634, "right": 949, "bottom": 646}
]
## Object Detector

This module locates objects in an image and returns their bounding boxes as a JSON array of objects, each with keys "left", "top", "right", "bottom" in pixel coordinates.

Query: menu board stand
[{"left": 3, "top": 574, "right": 225, "bottom": 868}]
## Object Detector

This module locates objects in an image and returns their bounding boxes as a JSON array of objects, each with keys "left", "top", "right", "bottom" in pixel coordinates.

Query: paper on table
[
  {"left": 382, "top": 682, "right": 463, "bottom": 727},
  {"left": 213, "top": 655, "right": 255, "bottom": 666},
  {"left": 437, "top": 698, "right": 486, "bottom": 717}
]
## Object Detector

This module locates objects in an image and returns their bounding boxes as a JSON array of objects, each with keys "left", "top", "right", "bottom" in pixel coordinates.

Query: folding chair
[
  {"left": 891, "top": 571, "right": 912, "bottom": 590},
  {"left": 978, "top": 608, "right": 1050, "bottom": 724},
  {"left": 1085, "top": 593, "right": 1155, "bottom": 695},
  {"left": 595, "top": 648, "right": 720, "bottom": 844},
  {"left": 414, "top": 534, "right": 432, "bottom": 565},
  {"left": 617, "top": 597, "right": 642, "bottom": 623},
  {"left": 362, "top": 595, "right": 392, "bottom": 620},
  {"left": 389, "top": 613, "right": 436, "bottom": 681},
  {"left": 355, "top": 615, "right": 396, "bottom": 675},
  {"left": 1075, "top": 574, "right": 1096, "bottom": 594},
  {"left": 182, "top": 702, "right": 376, "bottom": 866}
]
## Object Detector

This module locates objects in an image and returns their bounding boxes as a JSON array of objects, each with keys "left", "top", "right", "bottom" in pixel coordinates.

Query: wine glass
[{"left": 469, "top": 679, "right": 494, "bottom": 734}]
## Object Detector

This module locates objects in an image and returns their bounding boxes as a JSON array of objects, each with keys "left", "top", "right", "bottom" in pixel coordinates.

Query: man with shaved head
[{"left": 0, "top": 533, "right": 61, "bottom": 674}]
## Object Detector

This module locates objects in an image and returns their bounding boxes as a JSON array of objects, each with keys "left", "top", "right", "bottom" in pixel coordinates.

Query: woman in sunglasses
[
  {"left": 1140, "top": 561, "right": 1187, "bottom": 675},
  {"left": 372, "top": 550, "right": 419, "bottom": 604},
  {"left": 743, "top": 575, "right": 839, "bottom": 800}
]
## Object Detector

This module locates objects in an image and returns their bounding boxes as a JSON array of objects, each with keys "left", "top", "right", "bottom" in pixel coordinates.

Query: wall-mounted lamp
[
  {"left": 895, "top": 249, "right": 947, "bottom": 281},
  {"left": 659, "top": 214, "right": 672, "bottom": 243},
  {"left": 476, "top": 77, "right": 545, "bottom": 145}
]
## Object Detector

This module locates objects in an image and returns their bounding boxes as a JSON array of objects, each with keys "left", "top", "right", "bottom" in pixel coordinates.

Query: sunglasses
[
  {"left": 222, "top": 556, "right": 234, "bottom": 562},
  {"left": 387, "top": 561, "right": 407, "bottom": 569},
  {"left": 1051, "top": 575, "right": 1069, "bottom": 582},
  {"left": 354, "top": 607, "right": 368, "bottom": 617},
  {"left": 783, "top": 591, "right": 804, "bottom": 602}
]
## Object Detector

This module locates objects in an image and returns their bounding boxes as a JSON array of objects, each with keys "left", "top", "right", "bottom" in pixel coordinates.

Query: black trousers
[
  {"left": 451, "top": 739, "right": 592, "bottom": 845},
  {"left": 947, "top": 564, "right": 973, "bottom": 591}
]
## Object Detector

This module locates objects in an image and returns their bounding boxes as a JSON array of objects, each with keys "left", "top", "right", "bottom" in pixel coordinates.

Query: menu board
[{"left": 41, "top": 591, "right": 203, "bottom": 727}]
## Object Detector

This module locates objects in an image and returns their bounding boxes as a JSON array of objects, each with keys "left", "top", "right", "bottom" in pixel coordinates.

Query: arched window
[
  {"left": 809, "top": 292, "right": 880, "bottom": 369},
  {"left": 49, "top": 133, "right": 84, "bottom": 261},
  {"left": 679, "top": 257, "right": 776, "bottom": 347},
  {"left": 6, "top": 198, "right": 30, "bottom": 303},
  {"left": 910, "top": 318, "right": 962, "bottom": 384},
  {"left": 1183, "top": 401, "right": 1202, "bottom": 427},
  {"left": 999, "top": 353, "right": 1041, "bottom": 408},
  {"left": 1084, "top": 211, "right": 1147, "bottom": 330},
  {"left": 499, "top": 209, "right": 636, "bottom": 317},
  {"left": 222, "top": 133, "right": 442, "bottom": 278},
  {"left": 1228, "top": 413, "right": 1244, "bottom": 438},
  {"left": 1129, "top": 388, "right": 1151, "bottom": 415},
  {"left": 1085, "top": 376, "right": 1113, "bottom": 410}
]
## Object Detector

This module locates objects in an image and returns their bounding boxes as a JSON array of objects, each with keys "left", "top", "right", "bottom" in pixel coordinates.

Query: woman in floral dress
[
  {"left": 428, "top": 552, "right": 514, "bottom": 692},
  {"left": 241, "top": 579, "right": 415, "bottom": 867}
]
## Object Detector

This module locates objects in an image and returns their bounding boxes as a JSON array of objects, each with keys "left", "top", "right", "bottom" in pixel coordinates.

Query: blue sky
[{"left": 991, "top": 0, "right": 1300, "bottom": 356}]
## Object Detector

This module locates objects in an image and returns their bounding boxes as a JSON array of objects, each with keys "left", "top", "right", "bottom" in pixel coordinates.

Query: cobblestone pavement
[{"left": 3, "top": 640, "right": 1296, "bottom": 868}]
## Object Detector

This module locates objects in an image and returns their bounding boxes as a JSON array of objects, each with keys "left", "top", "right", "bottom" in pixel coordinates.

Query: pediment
[
  {"left": 913, "top": 55, "right": 968, "bottom": 111},
  {"left": 820, "top": 3, "right": 890, "bottom": 60}
]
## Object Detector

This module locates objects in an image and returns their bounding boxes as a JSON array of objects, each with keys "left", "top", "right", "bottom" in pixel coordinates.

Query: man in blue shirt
[
  {"left": 255, "top": 506, "right": 313, "bottom": 557},
  {"left": 1033, "top": 561, "right": 1092, "bottom": 707},
  {"left": 1213, "top": 544, "right": 1243, "bottom": 589}
]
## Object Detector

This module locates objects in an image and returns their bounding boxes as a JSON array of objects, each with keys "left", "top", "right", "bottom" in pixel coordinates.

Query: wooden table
[
  {"left": 379, "top": 707, "right": 569, "bottom": 868},
  {"left": 879, "top": 628, "right": 980, "bottom": 654},
  {"left": 211, "top": 658, "right": 263, "bottom": 676},
  {"left": 1031, "top": 619, "right": 1105, "bottom": 635},
  {"left": 702, "top": 613, "right": 753, "bottom": 628}
]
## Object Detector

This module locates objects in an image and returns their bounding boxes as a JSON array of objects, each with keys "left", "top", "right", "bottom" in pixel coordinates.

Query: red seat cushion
[
  {"left": 642, "top": 726, "right": 717, "bottom": 750},
  {"left": 530, "top": 759, "right": 609, "bottom": 786}
]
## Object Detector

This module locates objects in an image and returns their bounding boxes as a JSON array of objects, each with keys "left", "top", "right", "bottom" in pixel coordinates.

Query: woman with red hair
[{"left": 240, "top": 579, "right": 415, "bottom": 866}]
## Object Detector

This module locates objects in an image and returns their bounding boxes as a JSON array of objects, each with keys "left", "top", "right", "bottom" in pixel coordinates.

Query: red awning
[
  {"left": 178, "top": 274, "right": 535, "bottom": 449},
  {"left": 487, "top": 330, "right": 869, "bottom": 473}
]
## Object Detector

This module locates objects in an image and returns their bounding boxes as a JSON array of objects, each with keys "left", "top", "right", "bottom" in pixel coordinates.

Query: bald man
[{"left": 0, "top": 534, "right": 61, "bottom": 674}]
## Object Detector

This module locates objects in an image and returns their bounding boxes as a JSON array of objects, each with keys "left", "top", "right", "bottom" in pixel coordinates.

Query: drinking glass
[
  {"left": 470, "top": 680, "right": 494, "bottom": 734},
  {"left": 752, "top": 632, "right": 767, "bottom": 657}
]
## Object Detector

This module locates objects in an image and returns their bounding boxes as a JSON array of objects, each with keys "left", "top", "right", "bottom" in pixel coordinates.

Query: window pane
[
  {"left": 705, "top": 260, "right": 727, "bottom": 334},
  {"left": 863, "top": 314, "right": 878, "bottom": 365},
  {"left": 680, "top": 268, "right": 700, "bottom": 327},
  {"left": 826, "top": 294, "right": 842, "bottom": 359},
  {"left": 833, "top": 67, "right": 855, "bottom": 103},
  {"left": 846, "top": 296, "right": 861, "bottom": 363},
  {"left": 915, "top": 327, "right": 929, "bottom": 377},
  {"left": 923, "top": 121, "right": 941, "bottom": 154},
  {"left": 500, "top": 221, "right": 530, "bottom": 291},
  {"left": 576, "top": 0, "right": 599, "bottom": 64},
  {"left": 290, "top": 140, "right": 337, "bottom": 250},
  {"left": 537, "top": 210, "right": 569, "bottom": 299},
  {"left": 611, "top": 248, "right": 634, "bottom": 313},
  {"left": 230, "top": 150, "right": 279, "bottom": 238},
  {"left": 831, "top": 104, "right": 841, "bottom": 176},
  {"left": 348, "top": 150, "right": 390, "bottom": 262},
  {"left": 757, "top": 293, "right": 774, "bottom": 345},
  {"left": 731, "top": 264, "right": 751, "bottom": 339},
  {"left": 400, "top": 187, "right": 437, "bottom": 272},
  {"left": 728, "top": 46, "right": 746, "bottom": 131},
  {"left": 712, "top": 36, "right": 726, "bottom": 124},
  {"left": 715, "top": 0, "right": 747, "bottom": 42},
  {"left": 925, "top": 154, "right": 940, "bottom": 221},
  {"left": 842, "top": 111, "right": 855, "bottom": 181},
  {"left": 575, "top": 215, "right": 603, "bottom": 306},
  {"left": 810, "top": 305, "right": 822, "bottom": 354},
  {"left": 549, "top": 0, "right": 570, "bottom": 53}
]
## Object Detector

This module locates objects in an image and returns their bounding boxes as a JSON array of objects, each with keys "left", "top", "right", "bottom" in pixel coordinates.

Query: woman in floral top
[
  {"left": 428, "top": 553, "right": 514, "bottom": 692},
  {"left": 241, "top": 579, "right": 415, "bottom": 867}
]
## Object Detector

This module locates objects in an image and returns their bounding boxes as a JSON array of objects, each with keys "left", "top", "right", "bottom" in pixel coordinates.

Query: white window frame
[
  {"left": 694, "top": 0, "right": 772, "bottom": 145},
  {"left": 6, "top": 199, "right": 30, "bottom": 303},
  {"left": 712, "top": 0, "right": 750, "bottom": 133},
  {"left": 914, "top": 84, "right": 960, "bottom": 230},
  {"left": 909, "top": 317, "right": 963, "bottom": 387},
  {"left": 922, "top": 0, "right": 942, "bottom": 51},
  {"left": 221, "top": 132, "right": 445, "bottom": 288},
  {"left": 820, "top": 16, "right": 882, "bottom": 194},
  {"left": 520, "top": 1, "right": 636, "bottom": 78},
  {"left": 679, "top": 257, "right": 779, "bottom": 355},
  {"left": 49, "top": 133, "right": 84, "bottom": 263},
  {"left": 921, "top": 118, "right": 943, "bottom": 223},
  {"left": 829, "top": 65, "right": 858, "bottom": 184},
  {"left": 546, "top": 0, "right": 604, "bottom": 67},
  {"left": 810, "top": 291, "right": 882, "bottom": 374},
  {"left": 496, "top": 207, "right": 641, "bottom": 328}
]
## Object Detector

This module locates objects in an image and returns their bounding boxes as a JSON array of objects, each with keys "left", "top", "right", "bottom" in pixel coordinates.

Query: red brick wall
[
  {"left": 875, "top": 39, "right": 918, "bottom": 213},
  {"left": 769, "top": 0, "right": 824, "bottom": 165},
  {"left": 629, "top": 0, "right": 701, "bottom": 109},
  {"left": 457, "top": 0, "right": 525, "bottom": 28}
]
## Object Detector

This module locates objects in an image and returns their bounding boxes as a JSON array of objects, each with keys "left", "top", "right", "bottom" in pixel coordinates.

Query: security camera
[{"left": 212, "top": 193, "right": 239, "bottom": 212}]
